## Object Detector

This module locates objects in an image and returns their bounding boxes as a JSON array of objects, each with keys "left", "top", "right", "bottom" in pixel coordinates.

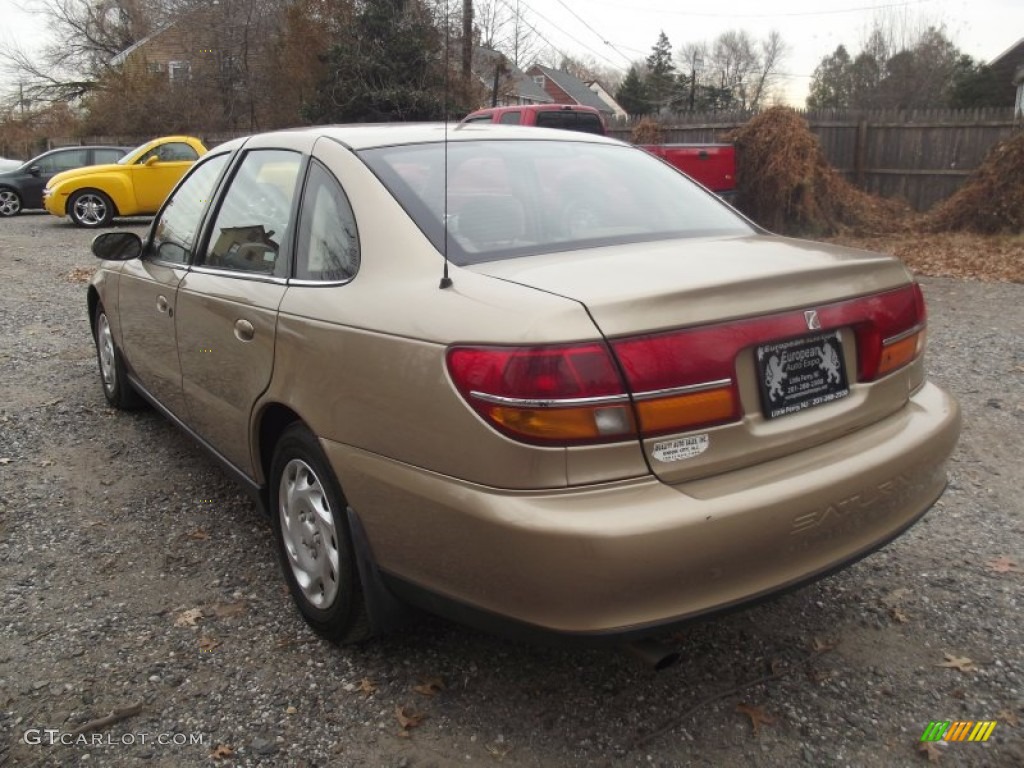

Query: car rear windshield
[
  {"left": 359, "top": 140, "right": 752, "bottom": 265},
  {"left": 534, "top": 110, "right": 604, "bottom": 134}
]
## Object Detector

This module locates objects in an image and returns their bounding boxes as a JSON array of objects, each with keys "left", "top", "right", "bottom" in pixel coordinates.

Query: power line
[
  {"left": 577, "top": 0, "right": 935, "bottom": 20},
  {"left": 508, "top": 0, "right": 628, "bottom": 72},
  {"left": 550, "top": 0, "right": 634, "bottom": 66}
]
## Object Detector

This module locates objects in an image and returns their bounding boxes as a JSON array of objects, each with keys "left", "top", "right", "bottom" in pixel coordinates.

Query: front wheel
[
  {"left": 270, "top": 424, "right": 370, "bottom": 643},
  {"left": 0, "top": 187, "right": 21, "bottom": 216},
  {"left": 69, "top": 189, "right": 114, "bottom": 228},
  {"left": 93, "top": 304, "right": 143, "bottom": 410}
]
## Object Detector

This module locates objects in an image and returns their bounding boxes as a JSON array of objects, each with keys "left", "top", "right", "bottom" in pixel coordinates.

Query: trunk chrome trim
[
  {"left": 883, "top": 323, "right": 925, "bottom": 346},
  {"left": 469, "top": 378, "right": 733, "bottom": 409},
  {"left": 469, "top": 391, "right": 631, "bottom": 408}
]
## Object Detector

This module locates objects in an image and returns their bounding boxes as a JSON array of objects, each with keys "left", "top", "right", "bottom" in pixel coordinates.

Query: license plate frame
[{"left": 755, "top": 330, "right": 850, "bottom": 420}]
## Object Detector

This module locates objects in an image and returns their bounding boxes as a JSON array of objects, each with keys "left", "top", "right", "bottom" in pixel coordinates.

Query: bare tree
[{"left": 1, "top": 0, "right": 168, "bottom": 103}]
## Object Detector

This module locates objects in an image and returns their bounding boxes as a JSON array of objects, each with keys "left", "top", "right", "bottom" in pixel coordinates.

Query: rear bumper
[{"left": 327, "top": 381, "right": 960, "bottom": 636}]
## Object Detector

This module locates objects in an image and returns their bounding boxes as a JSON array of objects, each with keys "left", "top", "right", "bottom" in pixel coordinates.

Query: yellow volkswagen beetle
[{"left": 44, "top": 135, "right": 207, "bottom": 227}]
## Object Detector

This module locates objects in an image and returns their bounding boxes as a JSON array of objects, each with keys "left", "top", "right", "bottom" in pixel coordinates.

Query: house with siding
[
  {"left": 989, "top": 37, "right": 1024, "bottom": 115},
  {"left": 472, "top": 48, "right": 552, "bottom": 108},
  {"left": 525, "top": 65, "right": 625, "bottom": 119}
]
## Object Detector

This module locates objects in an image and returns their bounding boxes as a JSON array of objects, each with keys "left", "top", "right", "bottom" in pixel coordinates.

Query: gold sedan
[{"left": 86, "top": 125, "right": 960, "bottom": 652}]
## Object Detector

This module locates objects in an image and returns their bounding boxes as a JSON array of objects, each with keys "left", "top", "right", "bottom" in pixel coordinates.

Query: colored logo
[{"left": 920, "top": 721, "right": 997, "bottom": 742}]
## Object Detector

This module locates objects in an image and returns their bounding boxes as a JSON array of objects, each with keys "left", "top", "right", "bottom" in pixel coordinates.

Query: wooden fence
[{"left": 608, "top": 108, "right": 1022, "bottom": 211}]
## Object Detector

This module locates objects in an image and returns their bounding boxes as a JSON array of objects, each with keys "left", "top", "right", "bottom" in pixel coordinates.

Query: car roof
[{"left": 214, "top": 123, "right": 618, "bottom": 153}]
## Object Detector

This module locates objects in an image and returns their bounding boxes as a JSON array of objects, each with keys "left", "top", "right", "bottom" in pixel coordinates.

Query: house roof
[
  {"left": 990, "top": 37, "right": 1024, "bottom": 85},
  {"left": 531, "top": 65, "right": 612, "bottom": 113},
  {"left": 473, "top": 48, "right": 552, "bottom": 104}
]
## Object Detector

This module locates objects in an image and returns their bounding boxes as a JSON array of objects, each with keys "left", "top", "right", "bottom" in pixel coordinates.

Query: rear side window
[
  {"left": 39, "top": 149, "right": 89, "bottom": 173},
  {"left": 201, "top": 150, "right": 301, "bottom": 277},
  {"left": 498, "top": 111, "right": 521, "bottom": 125},
  {"left": 94, "top": 148, "right": 125, "bottom": 164},
  {"left": 295, "top": 160, "right": 359, "bottom": 282}
]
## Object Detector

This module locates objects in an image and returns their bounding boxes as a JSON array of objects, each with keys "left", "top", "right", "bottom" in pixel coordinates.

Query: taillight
[
  {"left": 447, "top": 284, "right": 926, "bottom": 446},
  {"left": 446, "top": 344, "right": 636, "bottom": 445},
  {"left": 610, "top": 328, "right": 741, "bottom": 436},
  {"left": 852, "top": 283, "right": 927, "bottom": 381}
]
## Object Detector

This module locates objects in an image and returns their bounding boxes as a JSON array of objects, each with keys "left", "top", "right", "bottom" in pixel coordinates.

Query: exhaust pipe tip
[{"left": 624, "top": 638, "right": 681, "bottom": 671}]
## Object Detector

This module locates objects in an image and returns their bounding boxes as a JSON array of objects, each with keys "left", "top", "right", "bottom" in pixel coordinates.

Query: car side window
[
  {"left": 200, "top": 150, "right": 301, "bottom": 277},
  {"left": 295, "top": 160, "right": 359, "bottom": 282},
  {"left": 140, "top": 142, "right": 199, "bottom": 163},
  {"left": 149, "top": 154, "right": 229, "bottom": 265},
  {"left": 38, "top": 149, "right": 88, "bottom": 173},
  {"left": 463, "top": 115, "right": 494, "bottom": 123},
  {"left": 94, "top": 148, "right": 125, "bottom": 164},
  {"left": 498, "top": 111, "right": 521, "bottom": 125}
]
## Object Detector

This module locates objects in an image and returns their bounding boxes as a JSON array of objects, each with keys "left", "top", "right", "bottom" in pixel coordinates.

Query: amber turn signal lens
[
  {"left": 877, "top": 330, "right": 924, "bottom": 378},
  {"left": 488, "top": 404, "right": 635, "bottom": 442},
  {"left": 634, "top": 388, "right": 737, "bottom": 435}
]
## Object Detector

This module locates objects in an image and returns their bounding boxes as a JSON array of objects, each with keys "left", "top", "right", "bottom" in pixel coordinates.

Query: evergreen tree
[
  {"left": 645, "top": 31, "right": 676, "bottom": 113},
  {"left": 807, "top": 45, "right": 853, "bottom": 109},
  {"left": 615, "top": 65, "right": 651, "bottom": 116},
  {"left": 303, "top": 0, "right": 458, "bottom": 123}
]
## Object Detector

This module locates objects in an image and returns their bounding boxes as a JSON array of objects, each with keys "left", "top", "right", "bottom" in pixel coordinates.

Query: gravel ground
[{"left": 1, "top": 212, "right": 1022, "bottom": 768}]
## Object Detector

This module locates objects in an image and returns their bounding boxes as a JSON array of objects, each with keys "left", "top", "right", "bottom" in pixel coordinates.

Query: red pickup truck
[{"left": 461, "top": 105, "right": 737, "bottom": 201}]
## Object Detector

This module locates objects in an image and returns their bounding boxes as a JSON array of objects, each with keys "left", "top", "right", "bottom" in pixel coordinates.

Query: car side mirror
[
  {"left": 28, "top": 165, "right": 41, "bottom": 176},
  {"left": 92, "top": 231, "right": 142, "bottom": 261},
  {"left": 144, "top": 156, "right": 159, "bottom": 167}
]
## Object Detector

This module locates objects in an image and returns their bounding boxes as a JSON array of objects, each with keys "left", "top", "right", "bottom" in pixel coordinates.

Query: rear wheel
[
  {"left": 93, "top": 304, "right": 143, "bottom": 410},
  {"left": 69, "top": 189, "right": 114, "bottom": 228},
  {"left": 270, "top": 424, "right": 370, "bottom": 643},
  {"left": 0, "top": 187, "right": 21, "bottom": 216}
]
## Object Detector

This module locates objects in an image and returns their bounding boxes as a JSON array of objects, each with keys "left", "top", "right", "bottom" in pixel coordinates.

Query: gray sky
[{"left": 2, "top": 0, "right": 1022, "bottom": 105}]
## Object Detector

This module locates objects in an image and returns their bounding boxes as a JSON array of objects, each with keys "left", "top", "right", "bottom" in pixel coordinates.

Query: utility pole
[{"left": 462, "top": 0, "right": 473, "bottom": 83}]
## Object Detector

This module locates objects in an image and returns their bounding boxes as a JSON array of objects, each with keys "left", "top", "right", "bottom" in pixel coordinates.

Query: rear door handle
[{"left": 234, "top": 319, "right": 255, "bottom": 342}]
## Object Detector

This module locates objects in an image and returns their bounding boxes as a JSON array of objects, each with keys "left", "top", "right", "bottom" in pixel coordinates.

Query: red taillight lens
[
  {"left": 446, "top": 344, "right": 635, "bottom": 444},
  {"left": 852, "top": 283, "right": 927, "bottom": 381},
  {"left": 611, "top": 328, "right": 742, "bottom": 436}
]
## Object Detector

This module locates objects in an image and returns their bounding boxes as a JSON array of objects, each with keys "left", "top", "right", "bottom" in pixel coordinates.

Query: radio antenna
[{"left": 439, "top": 0, "right": 454, "bottom": 289}]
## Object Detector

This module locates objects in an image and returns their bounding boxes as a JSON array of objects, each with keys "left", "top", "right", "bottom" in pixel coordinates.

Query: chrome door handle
[
  {"left": 156, "top": 295, "right": 169, "bottom": 313},
  {"left": 234, "top": 319, "right": 255, "bottom": 342}
]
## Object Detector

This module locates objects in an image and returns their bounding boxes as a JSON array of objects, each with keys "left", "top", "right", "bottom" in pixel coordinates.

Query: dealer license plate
[{"left": 755, "top": 331, "right": 850, "bottom": 419}]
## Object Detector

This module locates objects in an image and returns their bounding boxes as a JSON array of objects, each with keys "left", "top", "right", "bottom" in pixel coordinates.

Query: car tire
[
  {"left": 270, "top": 424, "right": 371, "bottom": 644},
  {"left": 0, "top": 187, "right": 21, "bottom": 216},
  {"left": 69, "top": 189, "right": 115, "bottom": 228},
  {"left": 93, "top": 304, "right": 143, "bottom": 410}
]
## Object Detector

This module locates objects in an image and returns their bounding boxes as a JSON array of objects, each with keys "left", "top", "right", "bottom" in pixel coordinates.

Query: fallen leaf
[
  {"left": 187, "top": 528, "right": 210, "bottom": 541},
  {"left": 0, "top": 457, "right": 12, "bottom": 465},
  {"left": 210, "top": 743, "right": 234, "bottom": 759},
  {"left": 736, "top": 702, "right": 776, "bottom": 734},
  {"left": 173, "top": 608, "right": 203, "bottom": 628},
  {"left": 40, "top": 459, "right": 55, "bottom": 467},
  {"left": 986, "top": 556, "right": 1020, "bottom": 574},
  {"left": 395, "top": 704, "right": 426, "bottom": 730},
  {"left": 212, "top": 602, "right": 247, "bottom": 619},
  {"left": 917, "top": 740, "right": 943, "bottom": 763},
  {"left": 198, "top": 635, "right": 220, "bottom": 651},
  {"left": 413, "top": 677, "right": 445, "bottom": 696},
  {"left": 66, "top": 267, "right": 94, "bottom": 283},
  {"left": 486, "top": 743, "right": 511, "bottom": 759},
  {"left": 357, "top": 678, "right": 377, "bottom": 698},
  {"left": 936, "top": 653, "right": 975, "bottom": 673},
  {"left": 996, "top": 709, "right": 1019, "bottom": 727},
  {"left": 286, "top": 705, "right": 297, "bottom": 715},
  {"left": 811, "top": 637, "right": 836, "bottom": 653},
  {"left": 889, "top": 606, "right": 909, "bottom": 623}
]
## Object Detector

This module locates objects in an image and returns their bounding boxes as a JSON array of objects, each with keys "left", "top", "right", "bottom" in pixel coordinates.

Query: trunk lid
[{"left": 470, "top": 235, "right": 923, "bottom": 484}]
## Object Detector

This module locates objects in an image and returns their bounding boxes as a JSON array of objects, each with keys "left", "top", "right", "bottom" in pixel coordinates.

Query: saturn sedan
[{"left": 86, "top": 124, "right": 960, "bottom": 647}]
